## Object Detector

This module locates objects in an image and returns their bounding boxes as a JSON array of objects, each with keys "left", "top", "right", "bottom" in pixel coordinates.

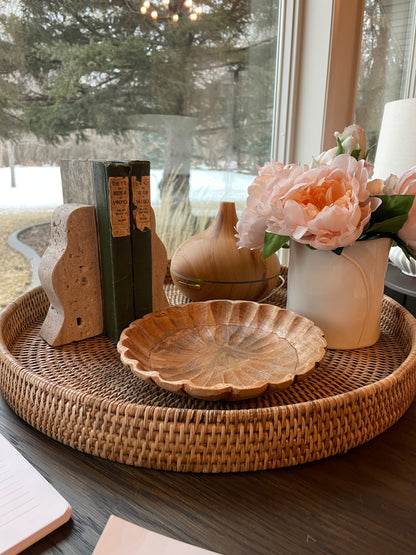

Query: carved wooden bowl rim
[{"left": 118, "top": 299, "right": 327, "bottom": 401}]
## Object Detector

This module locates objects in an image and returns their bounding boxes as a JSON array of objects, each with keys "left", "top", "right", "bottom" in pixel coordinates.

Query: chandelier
[{"left": 139, "top": 0, "right": 203, "bottom": 22}]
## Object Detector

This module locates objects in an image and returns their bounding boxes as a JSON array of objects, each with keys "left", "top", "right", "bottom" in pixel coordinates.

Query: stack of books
[{"left": 60, "top": 160, "right": 168, "bottom": 342}]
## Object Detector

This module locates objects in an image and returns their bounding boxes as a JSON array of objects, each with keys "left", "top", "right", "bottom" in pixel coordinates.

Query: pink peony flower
[
  {"left": 235, "top": 206, "right": 268, "bottom": 249},
  {"left": 237, "top": 154, "right": 381, "bottom": 251},
  {"left": 312, "top": 124, "right": 374, "bottom": 177},
  {"left": 236, "top": 160, "right": 286, "bottom": 249},
  {"left": 383, "top": 173, "right": 399, "bottom": 195},
  {"left": 367, "top": 178, "right": 384, "bottom": 195},
  {"left": 237, "top": 123, "right": 416, "bottom": 258},
  {"left": 391, "top": 166, "right": 416, "bottom": 251},
  {"left": 335, "top": 124, "right": 367, "bottom": 158}
]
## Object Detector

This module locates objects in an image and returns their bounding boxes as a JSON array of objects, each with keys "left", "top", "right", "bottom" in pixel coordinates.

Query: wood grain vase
[{"left": 170, "top": 202, "right": 281, "bottom": 301}]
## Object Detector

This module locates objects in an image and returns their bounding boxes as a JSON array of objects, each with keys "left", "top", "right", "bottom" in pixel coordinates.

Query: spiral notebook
[{"left": 0, "top": 433, "right": 72, "bottom": 555}]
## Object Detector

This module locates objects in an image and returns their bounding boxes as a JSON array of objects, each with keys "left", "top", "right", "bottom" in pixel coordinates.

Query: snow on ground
[
  {"left": 0, "top": 166, "right": 253, "bottom": 211},
  {"left": 0, "top": 166, "right": 63, "bottom": 211}
]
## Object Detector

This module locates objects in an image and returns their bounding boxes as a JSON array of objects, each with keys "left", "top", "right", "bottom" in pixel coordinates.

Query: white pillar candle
[{"left": 374, "top": 98, "right": 416, "bottom": 179}]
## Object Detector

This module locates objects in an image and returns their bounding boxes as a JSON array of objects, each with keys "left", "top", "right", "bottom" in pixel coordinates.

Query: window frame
[
  {"left": 404, "top": 1, "right": 416, "bottom": 98},
  {"left": 273, "top": 0, "right": 365, "bottom": 165}
]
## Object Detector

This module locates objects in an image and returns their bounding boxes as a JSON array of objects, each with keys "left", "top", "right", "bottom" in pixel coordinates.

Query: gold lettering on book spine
[{"left": 109, "top": 177, "right": 130, "bottom": 237}]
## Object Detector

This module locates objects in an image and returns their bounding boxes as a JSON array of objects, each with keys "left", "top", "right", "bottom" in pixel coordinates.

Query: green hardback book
[
  {"left": 91, "top": 161, "right": 135, "bottom": 342},
  {"left": 128, "top": 161, "right": 153, "bottom": 319}
]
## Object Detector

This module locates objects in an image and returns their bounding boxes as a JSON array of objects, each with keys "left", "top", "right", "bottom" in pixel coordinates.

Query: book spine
[
  {"left": 128, "top": 161, "right": 153, "bottom": 319},
  {"left": 92, "top": 161, "right": 135, "bottom": 342}
]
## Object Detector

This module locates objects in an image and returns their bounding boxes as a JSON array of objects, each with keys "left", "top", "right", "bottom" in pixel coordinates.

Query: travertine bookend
[
  {"left": 39, "top": 203, "right": 103, "bottom": 346},
  {"left": 150, "top": 207, "right": 169, "bottom": 312}
]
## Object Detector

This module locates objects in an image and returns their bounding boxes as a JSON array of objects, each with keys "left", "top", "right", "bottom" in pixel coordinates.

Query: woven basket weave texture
[{"left": 1, "top": 269, "right": 416, "bottom": 472}]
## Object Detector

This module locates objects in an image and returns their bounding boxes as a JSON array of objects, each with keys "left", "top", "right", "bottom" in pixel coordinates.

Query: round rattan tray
[{"left": 1, "top": 271, "right": 416, "bottom": 473}]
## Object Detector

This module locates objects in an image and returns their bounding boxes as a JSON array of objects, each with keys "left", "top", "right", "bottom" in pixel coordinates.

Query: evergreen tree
[{"left": 0, "top": 0, "right": 277, "bottom": 202}]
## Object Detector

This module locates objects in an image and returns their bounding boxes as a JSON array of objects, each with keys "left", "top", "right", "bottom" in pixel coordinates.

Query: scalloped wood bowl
[{"left": 118, "top": 300, "right": 327, "bottom": 401}]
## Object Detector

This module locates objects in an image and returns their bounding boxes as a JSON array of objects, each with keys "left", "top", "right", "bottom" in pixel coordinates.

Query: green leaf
[
  {"left": 366, "top": 194, "right": 414, "bottom": 235},
  {"left": 336, "top": 137, "right": 345, "bottom": 156},
  {"left": 263, "top": 232, "right": 289, "bottom": 260},
  {"left": 366, "top": 216, "right": 409, "bottom": 235},
  {"left": 350, "top": 148, "right": 361, "bottom": 160}
]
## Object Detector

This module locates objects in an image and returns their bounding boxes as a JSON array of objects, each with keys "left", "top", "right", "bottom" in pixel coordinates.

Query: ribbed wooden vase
[{"left": 170, "top": 202, "right": 281, "bottom": 301}]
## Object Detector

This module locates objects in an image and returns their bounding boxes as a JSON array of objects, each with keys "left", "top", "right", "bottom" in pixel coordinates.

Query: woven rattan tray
[{"left": 1, "top": 270, "right": 416, "bottom": 473}]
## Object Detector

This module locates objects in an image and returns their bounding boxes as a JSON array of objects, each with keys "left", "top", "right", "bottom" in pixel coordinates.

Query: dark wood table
[{"left": 1, "top": 392, "right": 416, "bottom": 555}]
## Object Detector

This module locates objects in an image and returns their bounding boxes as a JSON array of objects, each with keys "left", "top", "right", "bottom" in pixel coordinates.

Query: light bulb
[
  {"left": 184, "top": 0, "right": 192, "bottom": 8},
  {"left": 189, "top": 12, "right": 197, "bottom": 21},
  {"left": 195, "top": 6, "right": 202, "bottom": 14},
  {"left": 162, "top": 0, "right": 170, "bottom": 5},
  {"left": 143, "top": 0, "right": 150, "bottom": 7},
  {"left": 151, "top": 10, "right": 158, "bottom": 19},
  {"left": 140, "top": 6, "right": 147, "bottom": 13},
  {"left": 172, "top": 13, "right": 179, "bottom": 22}
]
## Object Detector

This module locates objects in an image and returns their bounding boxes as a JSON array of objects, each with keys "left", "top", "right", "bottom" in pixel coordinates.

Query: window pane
[
  {"left": 0, "top": 1, "right": 280, "bottom": 256},
  {"left": 1, "top": 1, "right": 281, "bottom": 310},
  {"left": 355, "top": 0, "right": 416, "bottom": 161}
]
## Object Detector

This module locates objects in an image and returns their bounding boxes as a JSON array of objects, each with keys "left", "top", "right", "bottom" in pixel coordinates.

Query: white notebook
[
  {"left": 0, "top": 433, "right": 72, "bottom": 555},
  {"left": 93, "top": 515, "right": 221, "bottom": 555}
]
